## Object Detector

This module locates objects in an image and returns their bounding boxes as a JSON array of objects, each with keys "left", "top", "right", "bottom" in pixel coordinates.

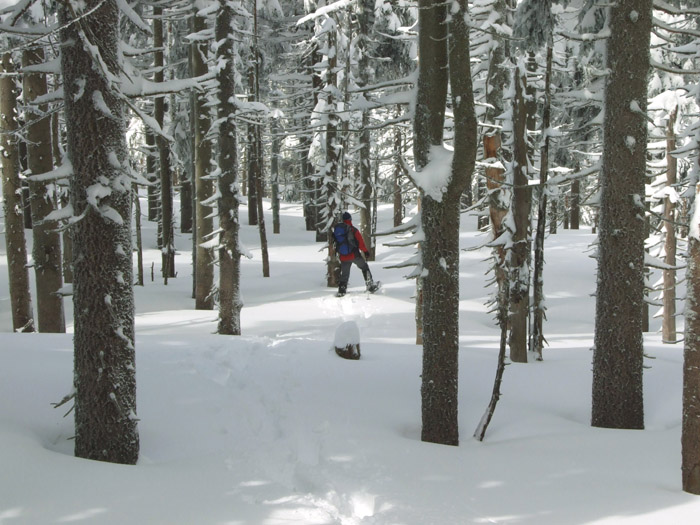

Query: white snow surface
[{"left": 1, "top": 199, "right": 700, "bottom": 524}]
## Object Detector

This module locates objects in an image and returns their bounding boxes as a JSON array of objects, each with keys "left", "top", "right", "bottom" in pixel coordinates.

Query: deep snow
[{"left": 1, "top": 199, "right": 700, "bottom": 524}]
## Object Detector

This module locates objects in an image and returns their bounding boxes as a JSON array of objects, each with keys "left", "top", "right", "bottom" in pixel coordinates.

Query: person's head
[{"left": 342, "top": 211, "right": 352, "bottom": 222}]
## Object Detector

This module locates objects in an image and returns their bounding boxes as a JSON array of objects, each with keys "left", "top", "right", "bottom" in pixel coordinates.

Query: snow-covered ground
[{"left": 1, "top": 199, "right": 699, "bottom": 524}]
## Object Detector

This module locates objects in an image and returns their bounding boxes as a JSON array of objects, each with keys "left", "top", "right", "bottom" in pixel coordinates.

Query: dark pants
[{"left": 339, "top": 254, "right": 372, "bottom": 292}]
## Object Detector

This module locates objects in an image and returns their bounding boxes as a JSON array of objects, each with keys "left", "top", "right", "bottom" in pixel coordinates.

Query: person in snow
[{"left": 334, "top": 212, "right": 380, "bottom": 297}]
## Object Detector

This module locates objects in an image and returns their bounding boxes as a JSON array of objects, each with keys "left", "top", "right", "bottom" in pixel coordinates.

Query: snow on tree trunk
[
  {"left": 192, "top": 9, "right": 215, "bottom": 311},
  {"left": 508, "top": 63, "right": 531, "bottom": 364},
  {"left": 216, "top": 0, "right": 243, "bottom": 336},
  {"left": 59, "top": 0, "right": 138, "bottom": 464},
  {"left": 591, "top": 0, "right": 651, "bottom": 430},
  {"left": 23, "top": 46, "right": 65, "bottom": 334},
  {"left": 416, "top": 0, "right": 476, "bottom": 447},
  {"left": 334, "top": 321, "right": 361, "bottom": 360},
  {"left": 153, "top": 6, "right": 175, "bottom": 282},
  {"left": 1, "top": 52, "right": 34, "bottom": 333},
  {"left": 531, "top": 43, "right": 554, "bottom": 361},
  {"left": 663, "top": 106, "right": 678, "bottom": 343}
]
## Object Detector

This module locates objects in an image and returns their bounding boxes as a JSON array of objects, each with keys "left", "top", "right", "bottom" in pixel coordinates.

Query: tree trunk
[
  {"left": 134, "top": 188, "right": 144, "bottom": 286},
  {"left": 60, "top": 0, "right": 139, "bottom": 464},
  {"left": 663, "top": 106, "right": 678, "bottom": 343},
  {"left": 154, "top": 6, "right": 175, "bottom": 281},
  {"left": 591, "top": 0, "right": 651, "bottom": 430},
  {"left": 23, "top": 45, "right": 65, "bottom": 333},
  {"left": 324, "top": 28, "right": 341, "bottom": 288},
  {"left": 393, "top": 107, "right": 404, "bottom": 228},
  {"left": 146, "top": 129, "right": 158, "bottom": 222},
  {"left": 417, "top": 0, "right": 477, "bottom": 447},
  {"left": 531, "top": 43, "right": 554, "bottom": 361},
  {"left": 1, "top": 52, "right": 34, "bottom": 332},
  {"left": 216, "top": 0, "right": 243, "bottom": 335},
  {"left": 270, "top": 115, "right": 281, "bottom": 234},
  {"left": 683, "top": 183, "right": 700, "bottom": 494},
  {"left": 192, "top": 9, "right": 215, "bottom": 310},
  {"left": 508, "top": 64, "right": 531, "bottom": 364},
  {"left": 570, "top": 179, "right": 581, "bottom": 230}
]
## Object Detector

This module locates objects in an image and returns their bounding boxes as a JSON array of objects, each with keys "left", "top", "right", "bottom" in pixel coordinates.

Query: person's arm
[{"left": 355, "top": 228, "right": 370, "bottom": 256}]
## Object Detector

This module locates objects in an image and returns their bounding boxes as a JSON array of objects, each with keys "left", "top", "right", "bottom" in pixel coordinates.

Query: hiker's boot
[
  {"left": 336, "top": 283, "right": 347, "bottom": 297},
  {"left": 362, "top": 270, "right": 376, "bottom": 293}
]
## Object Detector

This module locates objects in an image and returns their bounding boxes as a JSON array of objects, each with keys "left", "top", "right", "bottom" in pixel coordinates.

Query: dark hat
[{"left": 342, "top": 211, "right": 352, "bottom": 221}]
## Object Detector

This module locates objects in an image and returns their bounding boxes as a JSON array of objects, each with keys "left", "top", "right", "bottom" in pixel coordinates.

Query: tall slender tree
[
  {"left": 1, "top": 52, "right": 34, "bottom": 332},
  {"left": 216, "top": 0, "right": 243, "bottom": 335},
  {"left": 192, "top": 4, "right": 215, "bottom": 310},
  {"left": 23, "top": 45, "right": 65, "bottom": 333}
]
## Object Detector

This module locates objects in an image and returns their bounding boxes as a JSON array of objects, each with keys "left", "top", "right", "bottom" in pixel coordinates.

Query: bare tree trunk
[
  {"left": 1, "top": 52, "right": 34, "bottom": 332},
  {"left": 683, "top": 184, "right": 700, "bottom": 494},
  {"left": 508, "top": 65, "right": 531, "bottom": 364},
  {"left": 60, "top": 0, "right": 138, "bottom": 464},
  {"left": 270, "top": 115, "right": 281, "bottom": 234},
  {"left": 23, "top": 45, "right": 65, "bottom": 333},
  {"left": 134, "top": 188, "right": 144, "bottom": 286},
  {"left": 591, "top": 0, "right": 651, "bottom": 430},
  {"left": 192, "top": 9, "right": 215, "bottom": 310},
  {"left": 393, "top": 108, "right": 404, "bottom": 228},
  {"left": 570, "top": 179, "right": 581, "bottom": 230},
  {"left": 663, "top": 106, "right": 678, "bottom": 343},
  {"left": 474, "top": 276, "right": 508, "bottom": 441}
]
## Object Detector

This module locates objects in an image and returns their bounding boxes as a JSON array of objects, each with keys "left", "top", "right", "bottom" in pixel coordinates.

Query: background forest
[{"left": 2, "top": 0, "right": 700, "bottom": 522}]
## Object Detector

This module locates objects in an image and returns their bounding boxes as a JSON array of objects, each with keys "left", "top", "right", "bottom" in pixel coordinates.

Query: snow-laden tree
[
  {"left": 216, "top": 0, "right": 243, "bottom": 335},
  {"left": 412, "top": 0, "right": 477, "bottom": 446},
  {"left": 59, "top": 0, "right": 140, "bottom": 463},
  {"left": 22, "top": 40, "right": 66, "bottom": 333}
]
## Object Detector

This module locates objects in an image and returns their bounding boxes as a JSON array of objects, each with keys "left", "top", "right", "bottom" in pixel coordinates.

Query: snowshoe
[{"left": 367, "top": 281, "right": 381, "bottom": 294}]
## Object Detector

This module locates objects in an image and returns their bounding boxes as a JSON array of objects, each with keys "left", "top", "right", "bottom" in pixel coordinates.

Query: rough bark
[
  {"left": 192, "top": 9, "right": 215, "bottom": 310},
  {"left": 683, "top": 186, "right": 700, "bottom": 494},
  {"left": 216, "top": 0, "right": 243, "bottom": 335},
  {"left": 1, "top": 52, "right": 34, "bottom": 332},
  {"left": 418, "top": 0, "right": 477, "bottom": 446},
  {"left": 23, "top": 46, "right": 65, "bottom": 333},
  {"left": 60, "top": 0, "right": 138, "bottom": 464},
  {"left": 591, "top": 0, "right": 651, "bottom": 430}
]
